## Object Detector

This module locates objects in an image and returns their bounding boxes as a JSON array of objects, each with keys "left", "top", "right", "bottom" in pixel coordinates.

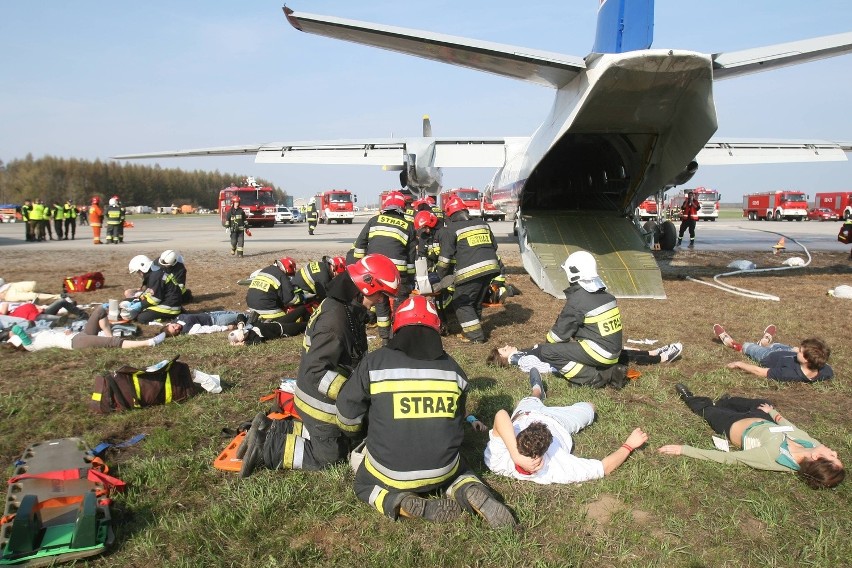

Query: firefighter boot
[
  {"left": 676, "top": 237, "right": 682, "bottom": 247},
  {"left": 238, "top": 412, "right": 271, "bottom": 478},
  {"left": 688, "top": 238, "right": 695, "bottom": 248},
  {"left": 451, "top": 482, "right": 517, "bottom": 529},
  {"left": 231, "top": 248, "right": 236, "bottom": 255},
  {"left": 397, "top": 493, "right": 462, "bottom": 523}
]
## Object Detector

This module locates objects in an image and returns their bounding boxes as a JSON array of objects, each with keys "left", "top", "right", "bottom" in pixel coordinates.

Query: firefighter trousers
[
  {"left": 353, "top": 454, "right": 491, "bottom": 521},
  {"left": 262, "top": 414, "right": 349, "bottom": 471},
  {"left": 451, "top": 274, "right": 493, "bottom": 342}
]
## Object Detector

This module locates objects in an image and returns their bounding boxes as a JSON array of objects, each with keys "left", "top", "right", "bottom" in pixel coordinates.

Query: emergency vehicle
[
  {"left": 635, "top": 197, "right": 658, "bottom": 221},
  {"left": 814, "top": 191, "right": 852, "bottom": 220},
  {"left": 481, "top": 195, "right": 506, "bottom": 221},
  {"left": 315, "top": 189, "right": 356, "bottom": 224},
  {"left": 676, "top": 187, "right": 720, "bottom": 220},
  {"left": 742, "top": 190, "right": 808, "bottom": 221},
  {"left": 218, "top": 178, "right": 277, "bottom": 227},
  {"left": 440, "top": 188, "right": 482, "bottom": 217}
]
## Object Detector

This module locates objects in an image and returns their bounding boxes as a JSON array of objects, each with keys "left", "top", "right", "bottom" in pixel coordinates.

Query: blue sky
[{"left": 1, "top": 1, "right": 850, "bottom": 206}]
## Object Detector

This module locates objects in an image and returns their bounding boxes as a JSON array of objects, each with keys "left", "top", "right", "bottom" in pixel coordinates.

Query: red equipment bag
[{"left": 63, "top": 272, "right": 105, "bottom": 293}]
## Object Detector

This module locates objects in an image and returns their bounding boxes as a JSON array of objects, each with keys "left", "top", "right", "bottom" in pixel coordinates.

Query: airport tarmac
[{"left": 0, "top": 215, "right": 848, "bottom": 255}]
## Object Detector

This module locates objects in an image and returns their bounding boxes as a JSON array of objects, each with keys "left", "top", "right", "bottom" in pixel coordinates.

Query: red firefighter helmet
[
  {"left": 346, "top": 254, "right": 400, "bottom": 297},
  {"left": 381, "top": 191, "right": 406, "bottom": 213},
  {"left": 414, "top": 210, "right": 438, "bottom": 231},
  {"left": 91, "top": 197, "right": 100, "bottom": 205},
  {"left": 412, "top": 198, "right": 431, "bottom": 212},
  {"left": 443, "top": 195, "right": 467, "bottom": 218},
  {"left": 327, "top": 256, "right": 347, "bottom": 275},
  {"left": 393, "top": 295, "right": 441, "bottom": 333},
  {"left": 231, "top": 196, "right": 240, "bottom": 204},
  {"left": 425, "top": 195, "right": 436, "bottom": 205},
  {"left": 275, "top": 257, "right": 297, "bottom": 276}
]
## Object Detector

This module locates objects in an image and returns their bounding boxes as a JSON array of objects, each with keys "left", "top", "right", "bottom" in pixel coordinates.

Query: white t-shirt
[
  {"left": 27, "top": 329, "right": 77, "bottom": 351},
  {"left": 484, "top": 399, "right": 605, "bottom": 484}
]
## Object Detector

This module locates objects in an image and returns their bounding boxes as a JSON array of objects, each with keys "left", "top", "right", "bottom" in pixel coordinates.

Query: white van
[{"left": 275, "top": 205, "right": 294, "bottom": 224}]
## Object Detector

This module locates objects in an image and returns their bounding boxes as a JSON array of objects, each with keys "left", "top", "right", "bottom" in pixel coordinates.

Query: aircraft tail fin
[{"left": 592, "top": 0, "right": 654, "bottom": 54}]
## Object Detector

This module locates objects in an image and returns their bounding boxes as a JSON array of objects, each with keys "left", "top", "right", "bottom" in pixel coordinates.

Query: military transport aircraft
[{"left": 115, "top": 1, "right": 852, "bottom": 299}]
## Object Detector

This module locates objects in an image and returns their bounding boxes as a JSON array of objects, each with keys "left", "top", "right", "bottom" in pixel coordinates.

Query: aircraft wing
[
  {"left": 283, "top": 8, "right": 585, "bottom": 89},
  {"left": 114, "top": 137, "right": 511, "bottom": 168},
  {"left": 712, "top": 32, "right": 852, "bottom": 80},
  {"left": 696, "top": 139, "right": 851, "bottom": 166}
]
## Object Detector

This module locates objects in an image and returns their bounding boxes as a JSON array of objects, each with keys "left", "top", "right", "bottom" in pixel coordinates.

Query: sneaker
[
  {"left": 759, "top": 325, "right": 776, "bottom": 347},
  {"left": 456, "top": 484, "right": 517, "bottom": 529},
  {"left": 148, "top": 332, "right": 166, "bottom": 346},
  {"left": 713, "top": 324, "right": 734, "bottom": 348},
  {"left": 658, "top": 343, "right": 683, "bottom": 363},
  {"left": 675, "top": 383, "right": 694, "bottom": 402},
  {"left": 529, "top": 368, "right": 546, "bottom": 400},
  {"left": 10, "top": 325, "right": 32, "bottom": 347},
  {"left": 398, "top": 494, "right": 462, "bottom": 523}
]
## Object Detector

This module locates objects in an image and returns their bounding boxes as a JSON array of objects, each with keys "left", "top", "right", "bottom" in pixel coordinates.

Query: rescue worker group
[
  {"left": 13, "top": 190, "right": 839, "bottom": 529},
  {"left": 18, "top": 194, "right": 128, "bottom": 245}
]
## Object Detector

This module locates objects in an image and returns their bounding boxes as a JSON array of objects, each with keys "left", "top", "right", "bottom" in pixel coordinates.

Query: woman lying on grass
[{"left": 659, "top": 384, "right": 844, "bottom": 489}]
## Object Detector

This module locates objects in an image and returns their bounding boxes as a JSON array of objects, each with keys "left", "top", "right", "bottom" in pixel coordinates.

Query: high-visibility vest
[{"left": 29, "top": 203, "right": 46, "bottom": 221}]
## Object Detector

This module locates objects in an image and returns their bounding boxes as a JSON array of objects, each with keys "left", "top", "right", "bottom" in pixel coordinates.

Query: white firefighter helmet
[
  {"left": 129, "top": 254, "right": 154, "bottom": 274},
  {"left": 159, "top": 249, "right": 179, "bottom": 267},
  {"left": 109, "top": 197, "right": 118, "bottom": 207},
  {"left": 561, "top": 251, "right": 606, "bottom": 292}
]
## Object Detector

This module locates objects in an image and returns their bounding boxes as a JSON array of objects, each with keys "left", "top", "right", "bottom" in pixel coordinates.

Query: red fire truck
[
  {"left": 218, "top": 178, "right": 277, "bottom": 227},
  {"left": 635, "top": 197, "right": 658, "bottom": 221},
  {"left": 814, "top": 191, "right": 852, "bottom": 220},
  {"left": 315, "top": 189, "right": 356, "bottom": 224},
  {"left": 742, "top": 190, "right": 808, "bottom": 221},
  {"left": 667, "top": 187, "right": 720, "bottom": 221},
  {"left": 440, "top": 188, "right": 482, "bottom": 218}
]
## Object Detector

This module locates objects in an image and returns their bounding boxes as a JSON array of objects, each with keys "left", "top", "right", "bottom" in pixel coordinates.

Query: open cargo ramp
[{"left": 517, "top": 210, "right": 665, "bottom": 299}]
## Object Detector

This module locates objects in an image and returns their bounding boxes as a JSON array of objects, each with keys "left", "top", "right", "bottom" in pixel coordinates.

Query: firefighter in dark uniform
[
  {"left": 677, "top": 191, "right": 701, "bottom": 247},
  {"left": 225, "top": 196, "right": 249, "bottom": 256},
  {"left": 426, "top": 195, "right": 445, "bottom": 225},
  {"left": 21, "top": 199, "right": 33, "bottom": 241},
  {"left": 105, "top": 196, "right": 122, "bottom": 244},
  {"left": 352, "top": 191, "right": 416, "bottom": 340},
  {"left": 307, "top": 200, "right": 319, "bottom": 235},
  {"left": 158, "top": 250, "right": 193, "bottom": 303},
  {"left": 238, "top": 254, "right": 401, "bottom": 477},
  {"left": 115, "top": 195, "right": 127, "bottom": 243},
  {"left": 435, "top": 196, "right": 501, "bottom": 343},
  {"left": 63, "top": 199, "right": 77, "bottom": 240},
  {"left": 535, "top": 250, "right": 623, "bottom": 387},
  {"left": 128, "top": 254, "right": 184, "bottom": 324},
  {"left": 291, "top": 256, "right": 345, "bottom": 307},
  {"left": 245, "top": 258, "right": 304, "bottom": 328},
  {"left": 335, "top": 295, "right": 516, "bottom": 527}
]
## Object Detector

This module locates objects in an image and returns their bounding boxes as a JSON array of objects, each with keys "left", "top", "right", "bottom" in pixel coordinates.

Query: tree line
[{"left": 0, "top": 155, "right": 286, "bottom": 208}]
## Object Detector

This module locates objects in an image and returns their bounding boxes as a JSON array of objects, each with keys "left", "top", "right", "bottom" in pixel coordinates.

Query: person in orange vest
[
  {"left": 676, "top": 191, "right": 701, "bottom": 247},
  {"left": 89, "top": 196, "right": 104, "bottom": 244}
]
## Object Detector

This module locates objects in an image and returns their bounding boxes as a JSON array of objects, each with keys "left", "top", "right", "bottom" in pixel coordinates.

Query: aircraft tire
[{"left": 658, "top": 220, "right": 677, "bottom": 250}]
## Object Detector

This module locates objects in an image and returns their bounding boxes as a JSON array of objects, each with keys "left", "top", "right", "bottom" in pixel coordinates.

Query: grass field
[{"left": 1, "top": 246, "right": 850, "bottom": 567}]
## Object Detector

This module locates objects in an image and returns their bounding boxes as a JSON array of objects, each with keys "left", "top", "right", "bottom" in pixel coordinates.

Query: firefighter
[
  {"left": 535, "top": 250, "right": 624, "bottom": 387},
  {"left": 307, "top": 200, "right": 319, "bottom": 235},
  {"left": 335, "top": 295, "right": 516, "bottom": 527},
  {"left": 51, "top": 199, "right": 65, "bottom": 240},
  {"left": 105, "top": 197, "right": 122, "bottom": 244},
  {"left": 21, "top": 199, "right": 33, "bottom": 242},
  {"left": 29, "top": 198, "right": 46, "bottom": 241},
  {"left": 63, "top": 199, "right": 77, "bottom": 240},
  {"left": 413, "top": 210, "right": 442, "bottom": 268},
  {"left": 128, "top": 254, "right": 184, "bottom": 324},
  {"left": 225, "top": 196, "right": 250, "bottom": 256},
  {"left": 290, "top": 256, "right": 344, "bottom": 306},
  {"left": 352, "top": 190, "right": 416, "bottom": 341},
  {"left": 115, "top": 195, "right": 127, "bottom": 243},
  {"left": 158, "top": 250, "right": 193, "bottom": 303},
  {"left": 435, "top": 195, "right": 501, "bottom": 343},
  {"left": 245, "top": 258, "right": 303, "bottom": 326},
  {"left": 89, "top": 196, "right": 103, "bottom": 244},
  {"left": 238, "top": 254, "right": 400, "bottom": 476},
  {"left": 677, "top": 191, "right": 701, "bottom": 247}
]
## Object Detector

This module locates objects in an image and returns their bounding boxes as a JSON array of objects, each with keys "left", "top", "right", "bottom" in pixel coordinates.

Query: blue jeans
[
  {"left": 742, "top": 342, "right": 794, "bottom": 365},
  {"left": 208, "top": 311, "right": 239, "bottom": 326}
]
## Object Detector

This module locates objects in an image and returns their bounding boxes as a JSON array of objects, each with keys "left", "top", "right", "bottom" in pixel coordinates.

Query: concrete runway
[{"left": 0, "top": 214, "right": 848, "bottom": 256}]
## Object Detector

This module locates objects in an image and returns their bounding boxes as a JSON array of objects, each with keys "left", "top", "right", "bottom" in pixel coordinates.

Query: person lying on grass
[
  {"left": 483, "top": 368, "right": 648, "bottom": 484},
  {"left": 659, "top": 384, "right": 844, "bottom": 489},
  {"left": 714, "top": 324, "right": 833, "bottom": 382},
  {"left": 5, "top": 305, "right": 164, "bottom": 351}
]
